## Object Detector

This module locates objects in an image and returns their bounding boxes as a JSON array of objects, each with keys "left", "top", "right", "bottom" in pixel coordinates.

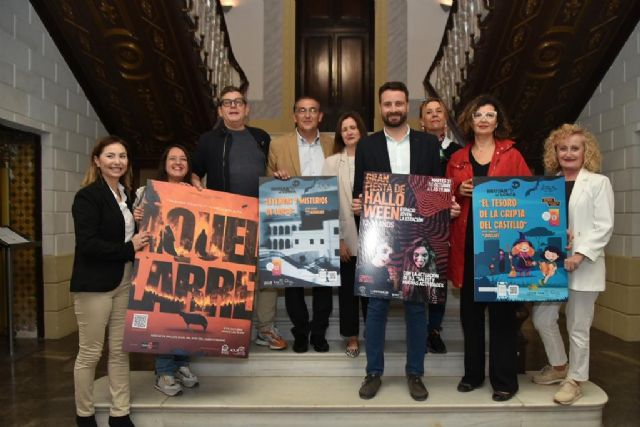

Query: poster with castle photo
[
  {"left": 123, "top": 180, "right": 258, "bottom": 358},
  {"left": 355, "top": 172, "right": 451, "bottom": 303},
  {"left": 258, "top": 176, "right": 340, "bottom": 288},
  {"left": 472, "top": 176, "right": 569, "bottom": 302}
]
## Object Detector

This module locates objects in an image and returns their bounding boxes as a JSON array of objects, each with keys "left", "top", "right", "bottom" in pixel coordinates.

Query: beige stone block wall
[
  {"left": 593, "top": 255, "right": 640, "bottom": 341},
  {"left": 43, "top": 254, "right": 76, "bottom": 339}
]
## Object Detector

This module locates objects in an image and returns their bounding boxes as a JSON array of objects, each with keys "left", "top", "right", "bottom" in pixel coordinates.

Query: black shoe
[
  {"left": 457, "top": 381, "right": 480, "bottom": 392},
  {"left": 108, "top": 414, "right": 135, "bottom": 427},
  {"left": 310, "top": 335, "right": 329, "bottom": 352},
  {"left": 492, "top": 390, "right": 516, "bottom": 402},
  {"left": 407, "top": 374, "right": 429, "bottom": 401},
  {"left": 76, "top": 415, "right": 98, "bottom": 427},
  {"left": 427, "top": 330, "right": 447, "bottom": 354},
  {"left": 359, "top": 374, "right": 382, "bottom": 399},
  {"left": 292, "top": 335, "right": 309, "bottom": 353}
]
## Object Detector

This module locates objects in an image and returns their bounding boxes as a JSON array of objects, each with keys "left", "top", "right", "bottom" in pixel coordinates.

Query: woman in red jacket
[{"left": 446, "top": 94, "right": 531, "bottom": 401}]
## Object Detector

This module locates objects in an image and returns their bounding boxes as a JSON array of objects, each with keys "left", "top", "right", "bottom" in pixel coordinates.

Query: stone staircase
[{"left": 93, "top": 289, "right": 607, "bottom": 426}]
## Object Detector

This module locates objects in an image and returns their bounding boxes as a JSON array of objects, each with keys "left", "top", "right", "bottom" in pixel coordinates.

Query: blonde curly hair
[{"left": 543, "top": 123, "right": 602, "bottom": 174}]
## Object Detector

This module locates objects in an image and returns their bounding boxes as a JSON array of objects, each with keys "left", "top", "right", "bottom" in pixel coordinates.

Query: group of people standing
[{"left": 70, "top": 81, "right": 613, "bottom": 427}]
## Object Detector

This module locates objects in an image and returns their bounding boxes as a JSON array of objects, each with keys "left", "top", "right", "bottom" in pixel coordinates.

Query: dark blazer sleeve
[
  {"left": 353, "top": 135, "right": 369, "bottom": 199},
  {"left": 72, "top": 187, "right": 135, "bottom": 261},
  {"left": 417, "top": 131, "right": 442, "bottom": 177},
  {"left": 192, "top": 131, "right": 210, "bottom": 178},
  {"left": 71, "top": 181, "right": 136, "bottom": 292},
  {"left": 353, "top": 133, "right": 376, "bottom": 199}
]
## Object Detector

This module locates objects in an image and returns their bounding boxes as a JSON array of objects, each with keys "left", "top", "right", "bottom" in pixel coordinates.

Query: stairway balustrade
[
  {"left": 184, "top": 0, "right": 248, "bottom": 100},
  {"left": 428, "top": 0, "right": 491, "bottom": 111}
]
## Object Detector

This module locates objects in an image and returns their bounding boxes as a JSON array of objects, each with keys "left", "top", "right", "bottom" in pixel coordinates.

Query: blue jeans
[
  {"left": 155, "top": 354, "right": 190, "bottom": 376},
  {"left": 365, "top": 297, "right": 427, "bottom": 376},
  {"left": 427, "top": 302, "right": 445, "bottom": 333},
  {"left": 427, "top": 284, "right": 447, "bottom": 333}
]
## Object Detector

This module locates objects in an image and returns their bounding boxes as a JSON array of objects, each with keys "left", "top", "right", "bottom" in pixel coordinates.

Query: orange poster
[{"left": 123, "top": 180, "right": 258, "bottom": 358}]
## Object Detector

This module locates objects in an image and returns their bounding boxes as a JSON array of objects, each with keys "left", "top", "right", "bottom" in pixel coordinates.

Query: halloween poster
[
  {"left": 472, "top": 176, "right": 568, "bottom": 302},
  {"left": 258, "top": 176, "right": 340, "bottom": 288},
  {"left": 123, "top": 180, "right": 258, "bottom": 358},
  {"left": 355, "top": 172, "right": 451, "bottom": 303}
]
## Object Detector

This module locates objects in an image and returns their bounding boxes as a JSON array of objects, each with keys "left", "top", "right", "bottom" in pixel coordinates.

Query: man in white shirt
[
  {"left": 352, "top": 82, "right": 443, "bottom": 401},
  {"left": 267, "top": 96, "right": 335, "bottom": 353}
]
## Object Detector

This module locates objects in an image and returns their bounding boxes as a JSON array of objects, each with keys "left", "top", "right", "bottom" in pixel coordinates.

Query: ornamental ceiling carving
[
  {"left": 452, "top": 0, "right": 640, "bottom": 171},
  {"left": 31, "top": 0, "right": 218, "bottom": 168}
]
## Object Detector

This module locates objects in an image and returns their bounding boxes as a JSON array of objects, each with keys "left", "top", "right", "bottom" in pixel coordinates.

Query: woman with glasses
[
  {"left": 132, "top": 145, "right": 200, "bottom": 397},
  {"left": 446, "top": 94, "right": 531, "bottom": 402},
  {"left": 322, "top": 111, "right": 369, "bottom": 357}
]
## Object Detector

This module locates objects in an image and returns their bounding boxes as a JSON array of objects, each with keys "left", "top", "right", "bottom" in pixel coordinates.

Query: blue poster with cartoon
[{"left": 472, "top": 176, "right": 568, "bottom": 302}]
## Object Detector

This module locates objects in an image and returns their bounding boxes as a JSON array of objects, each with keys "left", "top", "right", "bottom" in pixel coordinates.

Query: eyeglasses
[
  {"left": 220, "top": 98, "right": 246, "bottom": 107},
  {"left": 472, "top": 111, "right": 498, "bottom": 121},
  {"left": 295, "top": 107, "right": 320, "bottom": 115}
]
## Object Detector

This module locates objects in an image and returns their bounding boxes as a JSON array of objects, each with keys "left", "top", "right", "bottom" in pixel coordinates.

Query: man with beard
[{"left": 352, "top": 81, "right": 441, "bottom": 402}]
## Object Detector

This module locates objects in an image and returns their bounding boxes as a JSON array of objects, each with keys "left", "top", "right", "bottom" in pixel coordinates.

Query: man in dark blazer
[{"left": 353, "top": 81, "right": 441, "bottom": 402}]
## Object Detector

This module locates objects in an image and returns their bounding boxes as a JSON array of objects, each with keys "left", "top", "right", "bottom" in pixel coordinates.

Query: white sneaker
[
  {"left": 532, "top": 364, "right": 568, "bottom": 385},
  {"left": 255, "top": 325, "right": 288, "bottom": 350},
  {"left": 155, "top": 375, "right": 183, "bottom": 396},
  {"left": 175, "top": 366, "right": 199, "bottom": 388},
  {"left": 554, "top": 378, "right": 583, "bottom": 405}
]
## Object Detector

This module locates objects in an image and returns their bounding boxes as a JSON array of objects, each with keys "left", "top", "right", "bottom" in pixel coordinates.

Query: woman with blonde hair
[
  {"left": 71, "top": 136, "right": 149, "bottom": 427},
  {"left": 531, "top": 124, "right": 614, "bottom": 405}
]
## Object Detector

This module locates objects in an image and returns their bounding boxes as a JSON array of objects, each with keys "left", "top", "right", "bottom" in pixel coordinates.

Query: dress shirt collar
[
  {"left": 296, "top": 129, "right": 321, "bottom": 146},
  {"left": 383, "top": 124, "right": 410, "bottom": 144}
]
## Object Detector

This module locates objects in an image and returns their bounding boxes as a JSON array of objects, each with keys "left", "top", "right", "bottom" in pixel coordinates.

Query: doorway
[
  {"left": 296, "top": 0, "right": 374, "bottom": 131},
  {"left": 0, "top": 124, "right": 43, "bottom": 339}
]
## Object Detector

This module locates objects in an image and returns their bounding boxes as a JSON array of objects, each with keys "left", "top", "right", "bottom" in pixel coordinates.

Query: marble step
[
  {"left": 94, "top": 371, "right": 607, "bottom": 427},
  {"left": 262, "top": 288, "right": 465, "bottom": 341},
  {"left": 261, "top": 312, "right": 464, "bottom": 342},
  {"left": 190, "top": 339, "right": 466, "bottom": 377}
]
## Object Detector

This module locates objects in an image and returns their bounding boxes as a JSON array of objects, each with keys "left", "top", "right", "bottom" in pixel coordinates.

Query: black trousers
[
  {"left": 460, "top": 253, "right": 519, "bottom": 393},
  {"left": 338, "top": 257, "right": 368, "bottom": 337},
  {"left": 285, "top": 286, "right": 333, "bottom": 339}
]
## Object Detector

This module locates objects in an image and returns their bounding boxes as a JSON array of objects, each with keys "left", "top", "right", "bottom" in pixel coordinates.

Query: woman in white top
[
  {"left": 132, "top": 144, "right": 200, "bottom": 397},
  {"left": 71, "top": 136, "right": 149, "bottom": 427},
  {"left": 532, "top": 124, "right": 614, "bottom": 405},
  {"left": 322, "top": 112, "right": 369, "bottom": 357}
]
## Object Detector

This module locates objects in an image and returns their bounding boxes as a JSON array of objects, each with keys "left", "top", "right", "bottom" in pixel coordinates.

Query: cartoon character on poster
[{"left": 509, "top": 232, "right": 537, "bottom": 277}]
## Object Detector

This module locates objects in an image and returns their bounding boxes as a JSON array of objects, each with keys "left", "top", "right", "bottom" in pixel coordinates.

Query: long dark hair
[
  {"left": 157, "top": 144, "right": 192, "bottom": 183},
  {"left": 457, "top": 94, "right": 512, "bottom": 142},
  {"left": 402, "top": 238, "right": 437, "bottom": 273},
  {"left": 333, "top": 111, "right": 367, "bottom": 154}
]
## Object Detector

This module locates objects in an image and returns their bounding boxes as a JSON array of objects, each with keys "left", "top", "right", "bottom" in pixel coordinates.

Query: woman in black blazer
[{"left": 71, "top": 136, "right": 148, "bottom": 427}]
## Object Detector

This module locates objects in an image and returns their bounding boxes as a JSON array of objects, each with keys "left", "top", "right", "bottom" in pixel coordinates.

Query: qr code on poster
[{"left": 132, "top": 313, "right": 148, "bottom": 329}]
